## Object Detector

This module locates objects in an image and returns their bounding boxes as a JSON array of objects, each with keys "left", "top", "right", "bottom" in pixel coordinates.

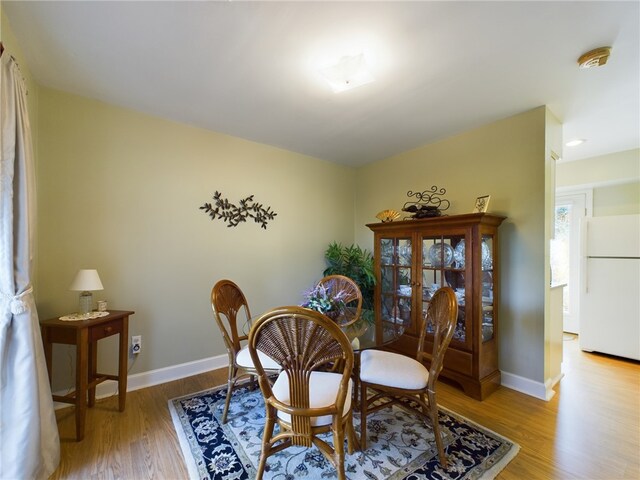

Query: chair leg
[
  {"left": 222, "top": 365, "right": 237, "bottom": 424},
  {"left": 332, "top": 417, "right": 346, "bottom": 480},
  {"left": 360, "top": 380, "right": 368, "bottom": 451},
  {"left": 345, "top": 412, "right": 356, "bottom": 455},
  {"left": 427, "top": 391, "right": 447, "bottom": 468},
  {"left": 256, "top": 407, "right": 276, "bottom": 480}
]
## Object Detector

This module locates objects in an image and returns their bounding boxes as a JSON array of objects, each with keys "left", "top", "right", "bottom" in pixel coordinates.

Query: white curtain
[{"left": 0, "top": 51, "right": 60, "bottom": 479}]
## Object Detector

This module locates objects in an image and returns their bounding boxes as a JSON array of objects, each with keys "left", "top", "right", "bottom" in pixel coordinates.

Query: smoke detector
[{"left": 577, "top": 47, "right": 612, "bottom": 68}]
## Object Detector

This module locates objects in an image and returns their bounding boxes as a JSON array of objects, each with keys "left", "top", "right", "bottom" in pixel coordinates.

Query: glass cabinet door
[
  {"left": 481, "top": 234, "right": 495, "bottom": 342},
  {"left": 422, "top": 234, "right": 468, "bottom": 345},
  {"left": 379, "top": 237, "right": 414, "bottom": 333}
]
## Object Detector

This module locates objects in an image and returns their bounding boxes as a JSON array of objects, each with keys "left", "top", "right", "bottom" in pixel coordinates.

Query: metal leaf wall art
[{"left": 200, "top": 191, "right": 277, "bottom": 229}]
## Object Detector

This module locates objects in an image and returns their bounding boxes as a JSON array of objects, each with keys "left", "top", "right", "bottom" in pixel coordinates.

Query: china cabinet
[{"left": 367, "top": 213, "right": 506, "bottom": 400}]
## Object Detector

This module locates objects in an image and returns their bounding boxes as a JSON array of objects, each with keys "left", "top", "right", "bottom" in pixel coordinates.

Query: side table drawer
[{"left": 89, "top": 320, "right": 122, "bottom": 342}]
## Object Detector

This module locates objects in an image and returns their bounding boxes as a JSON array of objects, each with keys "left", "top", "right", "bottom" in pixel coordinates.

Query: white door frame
[{"left": 555, "top": 187, "right": 593, "bottom": 333}]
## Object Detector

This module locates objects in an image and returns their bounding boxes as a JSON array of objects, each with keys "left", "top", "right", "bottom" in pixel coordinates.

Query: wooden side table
[{"left": 40, "top": 310, "right": 135, "bottom": 441}]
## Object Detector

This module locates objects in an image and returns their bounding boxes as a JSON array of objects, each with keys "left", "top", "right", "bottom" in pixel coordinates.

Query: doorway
[{"left": 552, "top": 189, "right": 592, "bottom": 333}]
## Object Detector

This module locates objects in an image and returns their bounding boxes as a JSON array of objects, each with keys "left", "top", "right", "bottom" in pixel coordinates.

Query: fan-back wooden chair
[
  {"left": 359, "top": 286, "right": 458, "bottom": 467},
  {"left": 248, "top": 306, "right": 356, "bottom": 480},
  {"left": 211, "top": 279, "right": 281, "bottom": 424},
  {"left": 316, "top": 274, "right": 363, "bottom": 327}
]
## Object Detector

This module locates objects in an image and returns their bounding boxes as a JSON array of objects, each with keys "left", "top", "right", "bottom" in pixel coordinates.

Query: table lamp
[{"left": 69, "top": 269, "right": 104, "bottom": 314}]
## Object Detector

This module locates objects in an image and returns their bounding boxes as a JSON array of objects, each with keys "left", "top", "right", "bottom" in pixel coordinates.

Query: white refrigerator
[{"left": 579, "top": 214, "right": 640, "bottom": 361}]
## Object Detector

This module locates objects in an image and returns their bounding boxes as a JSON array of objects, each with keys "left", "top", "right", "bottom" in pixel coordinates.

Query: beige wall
[
  {"left": 36, "top": 88, "right": 355, "bottom": 389},
  {"left": 544, "top": 109, "right": 562, "bottom": 391},
  {"left": 2, "top": 8, "right": 566, "bottom": 392},
  {"left": 557, "top": 148, "right": 639, "bottom": 188},
  {"left": 593, "top": 181, "right": 640, "bottom": 216},
  {"left": 557, "top": 148, "right": 640, "bottom": 217},
  {"left": 355, "top": 107, "right": 548, "bottom": 383}
]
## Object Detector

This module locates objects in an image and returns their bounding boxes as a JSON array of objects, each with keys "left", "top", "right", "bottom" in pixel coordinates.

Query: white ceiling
[{"left": 4, "top": 1, "right": 639, "bottom": 167}]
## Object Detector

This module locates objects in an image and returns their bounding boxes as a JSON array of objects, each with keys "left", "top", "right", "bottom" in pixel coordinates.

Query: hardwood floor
[{"left": 49, "top": 336, "right": 639, "bottom": 479}]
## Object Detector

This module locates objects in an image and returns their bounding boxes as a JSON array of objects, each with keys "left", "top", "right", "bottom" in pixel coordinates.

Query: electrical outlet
[{"left": 131, "top": 335, "right": 142, "bottom": 354}]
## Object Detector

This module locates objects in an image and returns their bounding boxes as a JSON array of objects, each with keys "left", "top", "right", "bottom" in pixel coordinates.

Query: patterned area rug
[{"left": 169, "top": 384, "right": 519, "bottom": 480}]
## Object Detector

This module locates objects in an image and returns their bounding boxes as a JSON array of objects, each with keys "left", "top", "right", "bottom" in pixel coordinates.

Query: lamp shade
[{"left": 69, "top": 269, "right": 104, "bottom": 292}]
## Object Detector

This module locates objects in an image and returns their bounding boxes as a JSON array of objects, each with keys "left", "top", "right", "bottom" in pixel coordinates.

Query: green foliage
[{"left": 323, "top": 242, "right": 376, "bottom": 323}]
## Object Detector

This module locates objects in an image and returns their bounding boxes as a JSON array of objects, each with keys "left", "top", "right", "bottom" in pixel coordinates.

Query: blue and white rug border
[
  {"left": 168, "top": 383, "right": 520, "bottom": 480},
  {"left": 169, "top": 386, "right": 209, "bottom": 480}
]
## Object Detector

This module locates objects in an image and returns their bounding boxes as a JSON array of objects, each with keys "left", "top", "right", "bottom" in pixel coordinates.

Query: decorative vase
[
  {"left": 325, "top": 310, "right": 340, "bottom": 321},
  {"left": 342, "top": 319, "right": 369, "bottom": 338}
]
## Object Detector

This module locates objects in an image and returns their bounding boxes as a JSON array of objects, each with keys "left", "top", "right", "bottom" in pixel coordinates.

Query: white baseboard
[
  {"left": 500, "top": 370, "right": 554, "bottom": 401},
  {"left": 544, "top": 372, "right": 565, "bottom": 400},
  {"left": 53, "top": 356, "right": 561, "bottom": 407},
  {"left": 53, "top": 353, "right": 228, "bottom": 410}
]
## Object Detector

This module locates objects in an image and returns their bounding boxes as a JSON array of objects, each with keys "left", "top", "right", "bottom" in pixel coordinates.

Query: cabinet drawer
[
  {"left": 89, "top": 321, "right": 122, "bottom": 342},
  {"left": 391, "top": 334, "right": 473, "bottom": 377},
  {"left": 443, "top": 348, "right": 473, "bottom": 376}
]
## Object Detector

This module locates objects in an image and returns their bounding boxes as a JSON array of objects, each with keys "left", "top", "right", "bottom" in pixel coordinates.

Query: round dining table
[
  {"left": 243, "top": 312, "right": 409, "bottom": 391},
  {"left": 242, "top": 309, "right": 409, "bottom": 351},
  {"left": 339, "top": 317, "right": 410, "bottom": 411},
  {"left": 341, "top": 317, "right": 408, "bottom": 352}
]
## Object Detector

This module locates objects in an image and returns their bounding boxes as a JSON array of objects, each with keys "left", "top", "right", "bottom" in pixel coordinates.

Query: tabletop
[
  {"left": 41, "top": 310, "right": 136, "bottom": 328},
  {"left": 241, "top": 309, "right": 408, "bottom": 352},
  {"left": 342, "top": 318, "right": 408, "bottom": 352}
]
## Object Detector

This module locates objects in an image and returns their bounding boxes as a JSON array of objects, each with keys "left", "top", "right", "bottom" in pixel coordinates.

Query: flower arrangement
[
  {"left": 302, "top": 281, "right": 350, "bottom": 320},
  {"left": 323, "top": 242, "right": 375, "bottom": 325}
]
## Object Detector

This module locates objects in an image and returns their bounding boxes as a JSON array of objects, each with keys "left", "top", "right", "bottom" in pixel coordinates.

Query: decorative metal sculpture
[
  {"left": 402, "top": 186, "right": 450, "bottom": 219},
  {"left": 200, "top": 191, "right": 277, "bottom": 229}
]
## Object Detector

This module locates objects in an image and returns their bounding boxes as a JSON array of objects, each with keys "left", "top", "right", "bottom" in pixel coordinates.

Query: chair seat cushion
[
  {"left": 271, "top": 371, "right": 352, "bottom": 427},
  {"left": 236, "top": 345, "right": 280, "bottom": 370},
  {"left": 360, "top": 349, "right": 429, "bottom": 390}
]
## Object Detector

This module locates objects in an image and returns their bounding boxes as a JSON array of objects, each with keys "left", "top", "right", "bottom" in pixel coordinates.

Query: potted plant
[{"left": 323, "top": 242, "right": 376, "bottom": 324}]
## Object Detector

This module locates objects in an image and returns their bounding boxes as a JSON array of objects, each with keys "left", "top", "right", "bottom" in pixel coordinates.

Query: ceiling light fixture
[
  {"left": 320, "top": 53, "right": 375, "bottom": 93},
  {"left": 577, "top": 47, "right": 611, "bottom": 68},
  {"left": 565, "top": 139, "right": 586, "bottom": 147}
]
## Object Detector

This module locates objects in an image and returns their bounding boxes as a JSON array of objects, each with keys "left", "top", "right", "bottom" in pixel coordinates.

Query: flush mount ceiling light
[
  {"left": 566, "top": 139, "right": 586, "bottom": 147},
  {"left": 320, "top": 53, "right": 375, "bottom": 93},
  {"left": 577, "top": 47, "right": 612, "bottom": 68}
]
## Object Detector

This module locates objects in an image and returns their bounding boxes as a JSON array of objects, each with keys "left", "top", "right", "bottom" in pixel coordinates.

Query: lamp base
[{"left": 79, "top": 292, "right": 93, "bottom": 314}]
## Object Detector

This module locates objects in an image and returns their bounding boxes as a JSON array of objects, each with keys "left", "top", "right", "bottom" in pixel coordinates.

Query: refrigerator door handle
[{"left": 584, "top": 257, "right": 588, "bottom": 294}]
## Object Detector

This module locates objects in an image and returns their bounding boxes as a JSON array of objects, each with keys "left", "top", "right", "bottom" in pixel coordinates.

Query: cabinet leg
[
  {"left": 42, "top": 327, "right": 53, "bottom": 387},
  {"left": 456, "top": 371, "right": 501, "bottom": 401},
  {"left": 88, "top": 340, "right": 97, "bottom": 407},
  {"left": 76, "top": 329, "right": 89, "bottom": 441},
  {"left": 118, "top": 318, "right": 128, "bottom": 412}
]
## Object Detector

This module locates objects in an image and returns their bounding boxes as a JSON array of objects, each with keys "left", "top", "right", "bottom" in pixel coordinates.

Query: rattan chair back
[
  {"left": 359, "top": 286, "right": 457, "bottom": 467},
  {"left": 211, "top": 279, "right": 250, "bottom": 354},
  {"left": 211, "top": 279, "right": 281, "bottom": 424},
  {"left": 417, "top": 286, "right": 458, "bottom": 391},
  {"left": 316, "top": 274, "right": 363, "bottom": 327},
  {"left": 248, "top": 306, "right": 355, "bottom": 479}
]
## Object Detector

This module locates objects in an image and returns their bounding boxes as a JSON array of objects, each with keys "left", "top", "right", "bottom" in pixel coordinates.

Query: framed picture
[{"left": 473, "top": 195, "right": 491, "bottom": 213}]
